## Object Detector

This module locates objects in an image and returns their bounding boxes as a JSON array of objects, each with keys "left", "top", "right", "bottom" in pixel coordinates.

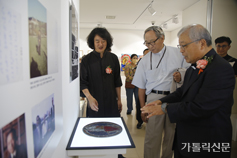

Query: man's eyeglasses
[
  {"left": 177, "top": 39, "right": 201, "bottom": 50},
  {"left": 216, "top": 45, "right": 228, "bottom": 49},
  {"left": 143, "top": 37, "right": 159, "bottom": 47}
]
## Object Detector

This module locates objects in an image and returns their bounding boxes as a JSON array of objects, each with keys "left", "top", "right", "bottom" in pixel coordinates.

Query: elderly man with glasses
[
  {"left": 215, "top": 36, "right": 237, "bottom": 77},
  {"left": 132, "top": 26, "right": 189, "bottom": 158},
  {"left": 141, "top": 24, "right": 235, "bottom": 158}
]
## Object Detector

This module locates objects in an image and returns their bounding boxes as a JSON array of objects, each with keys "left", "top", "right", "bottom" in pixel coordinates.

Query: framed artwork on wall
[{"left": 69, "top": 1, "right": 79, "bottom": 82}]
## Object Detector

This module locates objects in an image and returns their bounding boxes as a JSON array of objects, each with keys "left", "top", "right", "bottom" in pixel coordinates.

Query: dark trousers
[
  {"left": 174, "top": 145, "right": 189, "bottom": 158},
  {"left": 135, "top": 91, "right": 143, "bottom": 124},
  {"left": 125, "top": 87, "right": 142, "bottom": 123}
]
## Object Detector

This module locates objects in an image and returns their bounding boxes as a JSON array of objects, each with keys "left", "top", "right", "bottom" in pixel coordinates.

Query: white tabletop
[{"left": 67, "top": 117, "right": 134, "bottom": 149}]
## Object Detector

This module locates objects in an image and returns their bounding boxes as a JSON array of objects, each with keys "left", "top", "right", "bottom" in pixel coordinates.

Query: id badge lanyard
[{"left": 150, "top": 46, "right": 166, "bottom": 70}]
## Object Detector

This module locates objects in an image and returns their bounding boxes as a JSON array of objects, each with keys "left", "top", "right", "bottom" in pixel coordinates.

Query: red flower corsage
[
  {"left": 196, "top": 56, "right": 213, "bottom": 74},
  {"left": 106, "top": 66, "right": 112, "bottom": 74}
]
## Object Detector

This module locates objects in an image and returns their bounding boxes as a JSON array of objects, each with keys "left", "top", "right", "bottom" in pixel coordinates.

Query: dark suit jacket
[
  {"left": 160, "top": 48, "right": 235, "bottom": 158},
  {"left": 8, "top": 144, "right": 28, "bottom": 158}
]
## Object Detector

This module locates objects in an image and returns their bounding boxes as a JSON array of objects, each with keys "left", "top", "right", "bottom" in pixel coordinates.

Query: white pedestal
[
  {"left": 66, "top": 117, "right": 135, "bottom": 158},
  {"left": 67, "top": 148, "right": 126, "bottom": 158},
  {"left": 79, "top": 100, "right": 86, "bottom": 117}
]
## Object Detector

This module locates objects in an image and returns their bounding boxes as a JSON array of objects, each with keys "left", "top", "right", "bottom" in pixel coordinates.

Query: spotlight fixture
[
  {"left": 151, "top": 21, "right": 155, "bottom": 25},
  {"left": 163, "top": 23, "right": 168, "bottom": 29},
  {"left": 172, "top": 15, "right": 179, "bottom": 24},
  {"left": 148, "top": 5, "right": 156, "bottom": 16},
  {"left": 97, "top": 23, "right": 102, "bottom": 27}
]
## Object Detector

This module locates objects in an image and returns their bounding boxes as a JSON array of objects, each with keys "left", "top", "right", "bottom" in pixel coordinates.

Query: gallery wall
[
  {"left": 182, "top": 0, "right": 207, "bottom": 27},
  {"left": 211, "top": 0, "right": 237, "bottom": 114},
  {"left": 0, "top": 0, "right": 80, "bottom": 158}
]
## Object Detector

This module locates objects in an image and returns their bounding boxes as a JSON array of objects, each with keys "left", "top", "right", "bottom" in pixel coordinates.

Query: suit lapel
[
  {"left": 182, "top": 67, "right": 200, "bottom": 97},
  {"left": 182, "top": 49, "right": 216, "bottom": 97}
]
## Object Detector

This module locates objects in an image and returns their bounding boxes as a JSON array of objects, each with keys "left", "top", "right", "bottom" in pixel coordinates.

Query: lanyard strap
[{"left": 150, "top": 46, "right": 166, "bottom": 70}]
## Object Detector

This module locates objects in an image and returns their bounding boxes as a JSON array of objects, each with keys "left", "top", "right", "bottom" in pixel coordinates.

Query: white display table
[{"left": 66, "top": 117, "right": 135, "bottom": 158}]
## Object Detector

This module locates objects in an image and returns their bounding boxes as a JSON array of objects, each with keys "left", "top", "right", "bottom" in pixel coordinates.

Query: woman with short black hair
[
  {"left": 80, "top": 27, "right": 123, "bottom": 117},
  {"left": 87, "top": 27, "right": 113, "bottom": 52}
]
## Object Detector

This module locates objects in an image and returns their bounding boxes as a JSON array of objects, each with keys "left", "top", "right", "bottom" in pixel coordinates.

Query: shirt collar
[
  {"left": 191, "top": 63, "right": 196, "bottom": 69},
  {"left": 11, "top": 150, "right": 16, "bottom": 158},
  {"left": 152, "top": 45, "right": 166, "bottom": 56},
  {"left": 93, "top": 50, "right": 108, "bottom": 58}
]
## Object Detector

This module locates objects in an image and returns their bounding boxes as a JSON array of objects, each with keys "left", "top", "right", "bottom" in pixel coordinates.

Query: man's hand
[
  {"left": 87, "top": 96, "right": 99, "bottom": 112},
  {"left": 173, "top": 71, "right": 181, "bottom": 83},
  {"left": 141, "top": 100, "right": 164, "bottom": 119},
  {"left": 141, "top": 113, "right": 148, "bottom": 123},
  {"left": 117, "top": 99, "right": 122, "bottom": 113}
]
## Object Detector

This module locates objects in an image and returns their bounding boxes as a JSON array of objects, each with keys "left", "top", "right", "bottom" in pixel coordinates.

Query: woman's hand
[
  {"left": 117, "top": 99, "right": 122, "bottom": 113},
  {"left": 88, "top": 96, "right": 99, "bottom": 112}
]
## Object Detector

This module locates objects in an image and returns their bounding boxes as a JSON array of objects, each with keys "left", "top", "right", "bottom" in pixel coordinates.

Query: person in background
[
  {"left": 215, "top": 36, "right": 237, "bottom": 77},
  {"left": 136, "top": 48, "right": 149, "bottom": 66},
  {"left": 124, "top": 54, "right": 138, "bottom": 115},
  {"left": 80, "top": 27, "right": 124, "bottom": 158},
  {"left": 141, "top": 24, "right": 235, "bottom": 158},
  {"left": 143, "top": 48, "right": 149, "bottom": 56},
  {"left": 132, "top": 26, "right": 189, "bottom": 158},
  {"left": 135, "top": 48, "right": 149, "bottom": 129}
]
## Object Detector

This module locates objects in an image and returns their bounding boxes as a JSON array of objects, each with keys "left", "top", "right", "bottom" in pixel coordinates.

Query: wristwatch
[{"left": 161, "top": 103, "right": 167, "bottom": 113}]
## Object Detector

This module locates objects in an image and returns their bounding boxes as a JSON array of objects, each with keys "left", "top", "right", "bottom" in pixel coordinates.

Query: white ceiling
[{"left": 79, "top": 0, "right": 200, "bottom": 31}]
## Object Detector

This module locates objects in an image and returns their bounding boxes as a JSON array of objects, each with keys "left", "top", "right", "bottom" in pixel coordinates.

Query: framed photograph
[
  {"left": 69, "top": 2, "right": 79, "bottom": 82},
  {"left": 2, "top": 114, "right": 28, "bottom": 158},
  {"left": 32, "top": 94, "right": 55, "bottom": 158},
  {"left": 28, "top": 0, "right": 48, "bottom": 78}
]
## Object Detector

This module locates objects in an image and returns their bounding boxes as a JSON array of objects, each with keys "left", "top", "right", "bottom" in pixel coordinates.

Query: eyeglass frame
[
  {"left": 215, "top": 44, "right": 229, "bottom": 49},
  {"left": 177, "top": 39, "right": 202, "bottom": 50},
  {"left": 143, "top": 37, "right": 159, "bottom": 47}
]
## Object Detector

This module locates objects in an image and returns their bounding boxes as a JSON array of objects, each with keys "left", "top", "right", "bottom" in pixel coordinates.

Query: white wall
[
  {"left": 0, "top": 0, "right": 79, "bottom": 158},
  {"left": 170, "top": 27, "right": 182, "bottom": 47},
  {"left": 182, "top": 0, "right": 207, "bottom": 27},
  {"left": 52, "top": 0, "right": 80, "bottom": 158},
  {"left": 211, "top": 0, "right": 237, "bottom": 114}
]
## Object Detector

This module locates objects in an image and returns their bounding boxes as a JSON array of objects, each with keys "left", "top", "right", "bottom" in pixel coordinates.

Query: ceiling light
[
  {"left": 148, "top": 5, "right": 156, "bottom": 16},
  {"left": 172, "top": 15, "right": 179, "bottom": 24},
  {"left": 97, "top": 23, "right": 102, "bottom": 27},
  {"left": 106, "top": 15, "right": 116, "bottom": 19},
  {"left": 163, "top": 23, "right": 168, "bottom": 29}
]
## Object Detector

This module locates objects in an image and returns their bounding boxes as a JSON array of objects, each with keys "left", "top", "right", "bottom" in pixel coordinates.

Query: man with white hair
[
  {"left": 142, "top": 24, "right": 235, "bottom": 158},
  {"left": 132, "top": 26, "right": 189, "bottom": 158}
]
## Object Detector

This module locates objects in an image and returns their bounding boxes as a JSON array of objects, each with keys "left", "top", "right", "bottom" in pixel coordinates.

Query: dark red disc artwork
[{"left": 83, "top": 122, "right": 122, "bottom": 137}]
